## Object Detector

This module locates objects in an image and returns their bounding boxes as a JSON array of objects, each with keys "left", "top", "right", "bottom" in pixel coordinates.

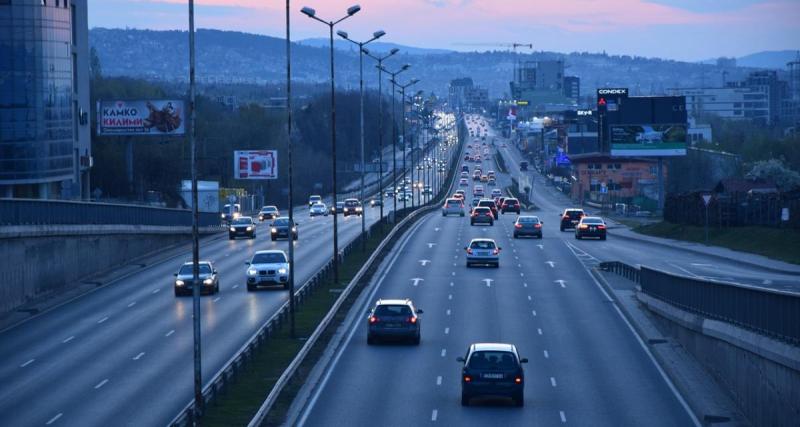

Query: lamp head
[
  {"left": 300, "top": 6, "right": 316, "bottom": 17},
  {"left": 373, "top": 30, "right": 386, "bottom": 39},
  {"left": 337, "top": 30, "right": 349, "bottom": 39},
  {"left": 347, "top": 5, "right": 361, "bottom": 15}
]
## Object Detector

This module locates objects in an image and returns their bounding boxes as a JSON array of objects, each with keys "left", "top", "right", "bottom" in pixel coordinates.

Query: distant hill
[
  {"left": 737, "top": 50, "right": 800, "bottom": 69},
  {"left": 297, "top": 38, "right": 453, "bottom": 56},
  {"left": 89, "top": 28, "right": 771, "bottom": 102}
]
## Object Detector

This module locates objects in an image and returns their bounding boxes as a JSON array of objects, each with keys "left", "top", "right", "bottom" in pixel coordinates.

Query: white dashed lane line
[
  {"left": 94, "top": 379, "right": 109, "bottom": 389},
  {"left": 551, "top": 377, "right": 557, "bottom": 387},
  {"left": 560, "top": 411, "right": 567, "bottom": 423},
  {"left": 20, "top": 359, "right": 35, "bottom": 368},
  {"left": 537, "top": 328, "right": 543, "bottom": 335},
  {"left": 132, "top": 352, "right": 145, "bottom": 361},
  {"left": 444, "top": 327, "right": 450, "bottom": 335},
  {"left": 152, "top": 288, "right": 161, "bottom": 294},
  {"left": 431, "top": 409, "right": 438, "bottom": 421},
  {"left": 127, "top": 301, "right": 136, "bottom": 308},
  {"left": 441, "top": 349, "right": 447, "bottom": 357},
  {"left": 97, "top": 316, "right": 109, "bottom": 324},
  {"left": 45, "top": 413, "right": 63, "bottom": 425},
  {"left": 62, "top": 336, "right": 75, "bottom": 344},
  {"left": 436, "top": 376, "right": 442, "bottom": 385},
  {"left": 165, "top": 330, "right": 175, "bottom": 337},
  {"left": 544, "top": 350, "right": 550, "bottom": 359}
]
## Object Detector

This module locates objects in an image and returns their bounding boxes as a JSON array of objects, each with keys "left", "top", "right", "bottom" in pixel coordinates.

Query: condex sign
[{"left": 97, "top": 100, "right": 185, "bottom": 136}]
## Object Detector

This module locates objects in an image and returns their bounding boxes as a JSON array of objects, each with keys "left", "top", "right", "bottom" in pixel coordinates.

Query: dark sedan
[
  {"left": 458, "top": 343, "right": 528, "bottom": 407},
  {"left": 513, "top": 216, "right": 542, "bottom": 238},
  {"left": 575, "top": 216, "right": 607, "bottom": 240},
  {"left": 229, "top": 217, "right": 256, "bottom": 240},
  {"left": 559, "top": 208, "right": 585, "bottom": 231},
  {"left": 270, "top": 217, "right": 298, "bottom": 241}
]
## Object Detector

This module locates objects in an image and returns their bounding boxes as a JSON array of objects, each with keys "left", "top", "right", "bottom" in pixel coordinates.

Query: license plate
[
  {"left": 482, "top": 373, "right": 504, "bottom": 379},
  {"left": 590, "top": 227, "right": 596, "bottom": 231},
  {"left": 571, "top": 220, "right": 578, "bottom": 224},
  {"left": 385, "top": 323, "right": 401, "bottom": 328}
]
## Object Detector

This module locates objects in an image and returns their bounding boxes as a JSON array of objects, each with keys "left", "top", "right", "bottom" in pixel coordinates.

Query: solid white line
[
  {"left": 431, "top": 409, "right": 438, "bottom": 421},
  {"left": 133, "top": 352, "right": 145, "bottom": 360},
  {"left": 551, "top": 377, "right": 557, "bottom": 387},
  {"left": 165, "top": 330, "right": 175, "bottom": 337},
  {"left": 62, "top": 336, "right": 75, "bottom": 344},
  {"left": 537, "top": 328, "right": 543, "bottom": 335},
  {"left": 441, "top": 349, "right": 447, "bottom": 357},
  {"left": 94, "top": 379, "right": 109, "bottom": 389},
  {"left": 46, "top": 413, "right": 63, "bottom": 425},
  {"left": 127, "top": 301, "right": 136, "bottom": 308},
  {"left": 97, "top": 316, "right": 108, "bottom": 324},
  {"left": 20, "top": 359, "right": 34, "bottom": 368},
  {"left": 560, "top": 411, "right": 566, "bottom": 423}
]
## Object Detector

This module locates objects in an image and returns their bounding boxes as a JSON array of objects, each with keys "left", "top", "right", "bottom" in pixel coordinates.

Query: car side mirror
[
  {"left": 520, "top": 358, "right": 529, "bottom": 363},
  {"left": 416, "top": 309, "right": 423, "bottom": 314},
  {"left": 541, "top": 221, "right": 544, "bottom": 225},
  {"left": 498, "top": 247, "right": 502, "bottom": 251},
  {"left": 464, "top": 246, "right": 468, "bottom": 250},
  {"left": 173, "top": 273, "right": 178, "bottom": 277},
  {"left": 213, "top": 270, "right": 218, "bottom": 274},
  {"left": 245, "top": 262, "right": 250, "bottom": 265},
  {"left": 456, "top": 357, "right": 465, "bottom": 363}
]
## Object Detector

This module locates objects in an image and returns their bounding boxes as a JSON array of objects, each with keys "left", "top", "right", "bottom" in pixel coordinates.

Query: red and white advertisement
[{"left": 233, "top": 150, "right": 278, "bottom": 180}]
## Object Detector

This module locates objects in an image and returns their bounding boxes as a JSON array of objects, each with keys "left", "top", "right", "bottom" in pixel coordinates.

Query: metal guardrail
[
  {"left": 0, "top": 199, "right": 220, "bottom": 227},
  {"left": 599, "top": 261, "right": 800, "bottom": 346}
]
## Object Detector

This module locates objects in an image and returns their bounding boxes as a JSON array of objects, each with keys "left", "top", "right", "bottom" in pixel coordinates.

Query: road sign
[{"left": 702, "top": 194, "right": 712, "bottom": 206}]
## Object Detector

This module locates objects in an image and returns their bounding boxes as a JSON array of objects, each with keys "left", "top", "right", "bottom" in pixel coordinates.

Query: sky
[{"left": 88, "top": 0, "right": 799, "bottom": 61}]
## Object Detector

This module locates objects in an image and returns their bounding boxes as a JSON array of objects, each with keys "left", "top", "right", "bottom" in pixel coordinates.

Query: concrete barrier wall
[
  {"left": 639, "top": 293, "right": 800, "bottom": 427},
  {"left": 0, "top": 226, "right": 220, "bottom": 315}
]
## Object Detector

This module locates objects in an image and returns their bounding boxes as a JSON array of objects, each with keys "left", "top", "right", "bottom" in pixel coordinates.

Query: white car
[
  {"left": 442, "top": 198, "right": 465, "bottom": 217},
  {"left": 465, "top": 238, "right": 501, "bottom": 268},
  {"left": 309, "top": 202, "right": 328, "bottom": 217},
  {"left": 491, "top": 189, "right": 502, "bottom": 198},
  {"left": 246, "top": 250, "right": 290, "bottom": 291}
]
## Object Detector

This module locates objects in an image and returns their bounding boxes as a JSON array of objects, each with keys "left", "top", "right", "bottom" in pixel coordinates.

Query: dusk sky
[{"left": 89, "top": 0, "right": 799, "bottom": 61}]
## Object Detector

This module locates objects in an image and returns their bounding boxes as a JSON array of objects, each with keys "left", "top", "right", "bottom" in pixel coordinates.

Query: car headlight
[
  {"left": 220, "top": 213, "right": 225, "bottom": 218},
  {"left": 175, "top": 280, "right": 185, "bottom": 286},
  {"left": 233, "top": 212, "right": 240, "bottom": 219},
  {"left": 203, "top": 278, "right": 213, "bottom": 285},
  {"left": 229, "top": 227, "right": 236, "bottom": 232},
  {"left": 247, "top": 268, "right": 257, "bottom": 276},
  {"left": 271, "top": 227, "right": 277, "bottom": 233},
  {"left": 278, "top": 268, "right": 287, "bottom": 274},
  {"left": 356, "top": 207, "right": 362, "bottom": 212},
  {"left": 291, "top": 227, "right": 297, "bottom": 232},
  {"left": 246, "top": 226, "right": 253, "bottom": 231}
]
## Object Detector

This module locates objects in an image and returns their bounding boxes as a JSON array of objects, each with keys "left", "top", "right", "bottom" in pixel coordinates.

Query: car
[
  {"left": 459, "top": 178, "right": 469, "bottom": 187},
  {"left": 367, "top": 299, "right": 422, "bottom": 345},
  {"left": 465, "top": 238, "right": 500, "bottom": 267},
  {"left": 487, "top": 170, "right": 496, "bottom": 178},
  {"left": 470, "top": 206, "right": 494, "bottom": 226},
  {"left": 385, "top": 189, "right": 395, "bottom": 198},
  {"left": 461, "top": 165, "right": 470, "bottom": 173},
  {"left": 270, "top": 217, "right": 298, "bottom": 241},
  {"left": 220, "top": 203, "right": 241, "bottom": 223},
  {"left": 245, "top": 250, "right": 289, "bottom": 291},
  {"left": 464, "top": 155, "right": 470, "bottom": 161},
  {"left": 513, "top": 216, "right": 542, "bottom": 238},
  {"left": 490, "top": 189, "right": 502, "bottom": 198},
  {"left": 559, "top": 208, "right": 586, "bottom": 231},
  {"left": 229, "top": 216, "right": 256, "bottom": 240},
  {"left": 461, "top": 171, "right": 470, "bottom": 179},
  {"left": 174, "top": 261, "right": 219, "bottom": 296},
  {"left": 369, "top": 198, "right": 382, "bottom": 207},
  {"left": 457, "top": 343, "right": 527, "bottom": 406},
  {"left": 495, "top": 197, "right": 506, "bottom": 211},
  {"left": 472, "top": 171, "right": 482, "bottom": 181},
  {"left": 343, "top": 198, "right": 363, "bottom": 217},
  {"left": 470, "top": 197, "right": 481, "bottom": 211},
  {"left": 488, "top": 176, "right": 496, "bottom": 186},
  {"left": 442, "top": 198, "right": 465, "bottom": 217},
  {"left": 331, "top": 201, "right": 345, "bottom": 215},
  {"left": 454, "top": 189, "right": 466, "bottom": 199},
  {"left": 258, "top": 205, "right": 279, "bottom": 222},
  {"left": 477, "top": 199, "right": 498, "bottom": 219},
  {"left": 308, "top": 195, "right": 322, "bottom": 208},
  {"left": 501, "top": 198, "right": 520, "bottom": 214},
  {"left": 575, "top": 216, "right": 607, "bottom": 240},
  {"left": 309, "top": 202, "right": 328, "bottom": 217},
  {"left": 397, "top": 192, "right": 412, "bottom": 202},
  {"left": 480, "top": 175, "right": 489, "bottom": 183},
  {"left": 519, "top": 161, "right": 529, "bottom": 171},
  {"left": 473, "top": 185, "right": 484, "bottom": 198},
  {"left": 422, "top": 186, "right": 433, "bottom": 196}
]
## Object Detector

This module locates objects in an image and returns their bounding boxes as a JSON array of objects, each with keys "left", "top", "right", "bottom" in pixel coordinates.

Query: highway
[
  {"left": 0, "top": 127, "right": 455, "bottom": 427},
  {"left": 297, "top": 117, "right": 700, "bottom": 426}
]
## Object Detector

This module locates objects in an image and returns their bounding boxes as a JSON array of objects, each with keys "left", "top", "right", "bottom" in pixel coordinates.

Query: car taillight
[
  {"left": 579, "top": 224, "right": 589, "bottom": 229},
  {"left": 515, "top": 377, "right": 522, "bottom": 384},
  {"left": 515, "top": 223, "right": 522, "bottom": 229},
  {"left": 467, "top": 248, "right": 473, "bottom": 254},
  {"left": 563, "top": 215, "right": 569, "bottom": 220},
  {"left": 464, "top": 375, "right": 472, "bottom": 382},
  {"left": 369, "top": 316, "right": 379, "bottom": 323},
  {"left": 598, "top": 224, "right": 606, "bottom": 229},
  {"left": 471, "top": 212, "right": 478, "bottom": 217},
  {"left": 408, "top": 316, "right": 417, "bottom": 324},
  {"left": 534, "top": 224, "right": 542, "bottom": 228},
  {"left": 493, "top": 248, "right": 499, "bottom": 255}
]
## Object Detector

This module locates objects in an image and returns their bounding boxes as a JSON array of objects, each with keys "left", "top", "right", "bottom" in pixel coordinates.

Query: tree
[
  {"left": 90, "top": 46, "right": 102, "bottom": 80},
  {"left": 746, "top": 159, "right": 800, "bottom": 191}
]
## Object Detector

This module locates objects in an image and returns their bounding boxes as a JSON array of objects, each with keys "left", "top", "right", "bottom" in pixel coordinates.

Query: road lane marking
[
  {"left": 546, "top": 261, "right": 556, "bottom": 268},
  {"left": 555, "top": 279, "right": 566, "bottom": 288},
  {"left": 523, "top": 283, "right": 528, "bottom": 288},
  {"left": 419, "top": 259, "right": 431, "bottom": 266},
  {"left": 691, "top": 263, "right": 712, "bottom": 267},
  {"left": 20, "top": 359, "right": 34, "bottom": 367},
  {"left": 411, "top": 278, "right": 424, "bottom": 287},
  {"left": 431, "top": 409, "right": 438, "bottom": 421},
  {"left": 62, "top": 336, "right": 74, "bottom": 344},
  {"left": 538, "top": 328, "right": 543, "bottom": 335},
  {"left": 528, "top": 295, "right": 532, "bottom": 301},
  {"left": 427, "top": 243, "right": 437, "bottom": 248},
  {"left": 97, "top": 316, "right": 108, "bottom": 324},
  {"left": 441, "top": 349, "right": 446, "bottom": 357},
  {"left": 446, "top": 309, "right": 451, "bottom": 316},
  {"left": 532, "top": 310, "right": 537, "bottom": 316},
  {"left": 233, "top": 284, "right": 239, "bottom": 289},
  {"left": 551, "top": 377, "right": 557, "bottom": 387},
  {"left": 448, "top": 294, "right": 453, "bottom": 300},
  {"left": 518, "top": 263, "right": 522, "bottom": 268},
  {"left": 520, "top": 272, "right": 524, "bottom": 277},
  {"left": 668, "top": 262, "right": 702, "bottom": 278},
  {"left": 94, "top": 379, "right": 109, "bottom": 389},
  {"left": 515, "top": 256, "right": 519, "bottom": 260},
  {"left": 537, "top": 244, "right": 544, "bottom": 249},
  {"left": 127, "top": 301, "right": 136, "bottom": 308},
  {"left": 444, "top": 327, "right": 450, "bottom": 335},
  {"left": 165, "top": 330, "right": 175, "bottom": 337},
  {"left": 133, "top": 352, "right": 145, "bottom": 360},
  {"left": 436, "top": 376, "right": 442, "bottom": 385},
  {"left": 152, "top": 288, "right": 161, "bottom": 294},
  {"left": 452, "top": 272, "right": 456, "bottom": 276},
  {"left": 450, "top": 282, "right": 454, "bottom": 287},
  {"left": 483, "top": 279, "right": 493, "bottom": 287},
  {"left": 560, "top": 411, "right": 566, "bottom": 423},
  {"left": 544, "top": 350, "right": 549, "bottom": 359},
  {"left": 453, "top": 263, "right": 457, "bottom": 266},
  {"left": 46, "top": 413, "right": 63, "bottom": 425},
  {"left": 213, "top": 297, "right": 221, "bottom": 302}
]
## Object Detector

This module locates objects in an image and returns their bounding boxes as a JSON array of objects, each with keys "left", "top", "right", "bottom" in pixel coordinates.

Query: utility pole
[{"left": 286, "top": 0, "right": 295, "bottom": 338}]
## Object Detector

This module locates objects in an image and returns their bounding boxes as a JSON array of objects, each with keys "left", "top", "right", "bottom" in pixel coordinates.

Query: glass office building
[{"left": 0, "top": 0, "right": 90, "bottom": 199}]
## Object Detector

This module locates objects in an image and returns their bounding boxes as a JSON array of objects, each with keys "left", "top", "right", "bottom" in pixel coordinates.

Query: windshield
[
  {"left": 470, "top": 240, "right": 496, "bottom": 249},
  {"left": 261, "top": 206, "right": 277, "bottom": 212},
  {"left": 446, "top": 199, "right": 461, "bottom": 206},
  {"left": 232, "top": 218, "right": 251, "bottom": 225},
  {"left": 478, "top": 200, "right": 496, "bottom": 208},
  {"left": 179, "top": 264, "right": 212, "bottom": 275},
  {"left": 468, "top": 351, "right": 517, "bottom": 369},
  {"left": 345, "top": 200, "right": 359, "bottom": 207},
  {"left": 374, "top": 305, "right": 412, "bottom": 316},
  {"left": 582, "top": 217, "right": 604, "bottom": 224},
  {"left": 251, "top": 252, "right": 287, "bottom": 264},
  {"left": 274, "top": 218, "right": 292, "bottom": 226}
]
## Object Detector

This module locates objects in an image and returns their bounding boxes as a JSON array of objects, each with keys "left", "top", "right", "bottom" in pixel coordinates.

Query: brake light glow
[
  {"left": 408, "top": 316, "right": 417, "bottom": 324},
  {"left": 464, "top": 375, "right": 472, "bottom": 382},
  {"left": 534, "top": 224, "right": 542, "bottom": 228},
  {"left": 598, "top": 224, "right": 606, "bottom": 229},
  {"left": 466, "top": 248, "right": 473, "bottom": 254},
  {"left": 515, "top": 377, "right": 522, "bottom": 384},
  {"left": 369, "top": 316, "right": 378, "bottom": 324},
  {"left": 515, "top": 223, "right": 523, "bottom": 229},
  {"left": 493, "top": 248, "right": 499, "bottom": 255}
]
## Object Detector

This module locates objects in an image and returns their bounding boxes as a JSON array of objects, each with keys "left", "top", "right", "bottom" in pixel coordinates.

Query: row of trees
[{"left": 90, "top": 76, "right": 398, "bottom": 207}]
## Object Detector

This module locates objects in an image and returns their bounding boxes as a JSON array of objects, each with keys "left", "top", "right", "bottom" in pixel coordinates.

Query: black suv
[
  {"left": 501, "top": 198, "right": 520, "bottom": 214},
  {"left": 457, "top": 343, "right": 528, "bottom": 407},
  {"left": 559, "top": 208, "right": 585, "bottom": 231},
  {"left": 367, "top": 299, "right": 422, "bottom": 345},
  {"left": 343, "top": 198, "right": 363, "bottom": 217},
  {"left": 229, "top": 217, "right": 256, "bottom": 240}
]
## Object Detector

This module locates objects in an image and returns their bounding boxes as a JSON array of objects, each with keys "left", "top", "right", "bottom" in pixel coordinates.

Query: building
[
  {"left": 0, "top": 0, "right": 91, "bottom": 199},
  {"left": 563, "top": 76, "right": 580, "bottom": 101},
  {"left": 510, "top": 60, "right": 574, "bottom": 111},
  {"left": 448, "top": 77, "right": 488, "bottom": 112},
  {"left": 668, "top": 86, "right": 770, "bottom": 123},
  {"left": 465, "top": 86, "right": 488, "bottom": 111}
]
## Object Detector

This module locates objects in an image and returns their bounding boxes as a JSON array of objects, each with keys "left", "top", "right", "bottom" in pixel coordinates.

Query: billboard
[
  {"left": 234, "top": 150, "right": 278, "bottom": 180},
  {"left": 97, "top": 100, "right": 185, "bottom": 136},
  {"left": 610, "top": 124, "right": 687, "bottom": 156}
]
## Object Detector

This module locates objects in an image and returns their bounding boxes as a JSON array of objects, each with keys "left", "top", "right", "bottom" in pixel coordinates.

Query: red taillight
[
  {"left": 493, "top": 248, "right": 499, "bottom": 255},
  {"left": 408, "top": 316, "right": 417, "bottom": 324},
  {"left": 369, "top": 316, "right": 378, "bottom": 323},
  {"left": 467, "top": 248, "right": 473, "bottom": 254},
  {"left": 562, "top": 215, "right": 569, "bottom": 220},
  {"left": 515, "top": 377, "right": 522, "bottom": 384},
  {"left": 515, "top": 223, "right": 523, "bottom": 229},
  {"left": 464, "top": 375, "right": 472, "bottom": 383},
  {"left": 598, "top": 224, "right": 606, "bottom": 229},
  {"left": 534, "top": 224, "right": 542, "bottom": 228}
]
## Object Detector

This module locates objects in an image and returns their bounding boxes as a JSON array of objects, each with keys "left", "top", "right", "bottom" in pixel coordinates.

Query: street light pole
[
  {"left": 363, "top": 48, "right": 399, "bottom": 226},
  {"left": 187, "top": 0, "right": 202, "bottom": 418},
  {"left": 337, "top": 30, "right": 385, "bottom": 252},
  {"left": 391, "top": 78, "right": 419, "bottom": 212},
  {"left": 302, "top": 4, "right": 361, "bottom": 285},
  {"left": 381, "top": 64, "right": 410, "bottom": 220},
  {"left": 285, "top": 0, "right": 296, "bottom": 338}
]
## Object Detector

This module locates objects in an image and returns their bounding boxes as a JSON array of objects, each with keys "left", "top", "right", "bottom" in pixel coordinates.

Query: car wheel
[
  {"left": 470, "top": 221, "right": 474, "bottom": 226},
  {"left": 367, "top": 335, "right": 375, "bottom": 345},
  {"left": 559, "top": 226, "right": 564, "bottom": 232},
  {"left": 601, "top": 235, "right": 607, "bottom": 241},
  {"left": 460, "top": 212, "right": 464, "bottom": 217},
  {"left": 247, "top": 283, "right": 255, "bottom": 292},
  {"left": 271, "top": 236, "right": 276, "bottom": 241},
  {"left": 215, "top": 284, "right": 220, "bottom": 293},
  {"left": 413, "top": 333, "right": 420, "bottom": 345},
  {"left": 575, "top": 234, "right": 581, "bottom": 240},
  {"left": 489, "top": 220, "right": 494, "bottom": 226},
  {"left": 284, "top": 282, "right": 290, "bottom": 290},
  {"left": 442, "top": 212, "right": 446, "bottom": 217},
  {"left": 514, "top": 392, "right": 524, "bottom": 407},
  {"left": 229, "top": 236, "right": 234, "bottom": 240},
  {"left": 461, "top": 392, "right": 471, "bottom": 406},
  {"left": 513, "top": 233, "right": 518, "bottom": 239},
  {"left": 494, "top": 262, "right": 500, "bottom": 268},
  {"left": 174, "top": 289, "right": 181, "bottom": 297},
  {"left": 293, "top": 235, "right": 298, "bottom": 240},
  {"left": 466, "top": 262, "right": 472, "bottom": 268}
]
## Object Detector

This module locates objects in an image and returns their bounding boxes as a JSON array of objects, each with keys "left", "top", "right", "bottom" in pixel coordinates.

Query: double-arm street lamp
[
  {"left": 337, "top": 29, "right": 385, "bottom": 251},
  {"left": 301, "top": 4, "right": 361, "bottom": 284},
  {"left": 381, "top": 64, "right": 410, "bottom": 219},
  {"left": 362, "top": 47, "right": 400, "bottom": 225},
  {"left": 397, "top": 86, "right": 422, "bottom": 207}
]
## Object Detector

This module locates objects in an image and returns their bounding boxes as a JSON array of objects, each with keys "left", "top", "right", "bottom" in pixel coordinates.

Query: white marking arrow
[
  {"left": 411, "top": 278, "right": 424, "bottom": 287},
  {"left": 546, "top": 261, "right": 556, "bottom": 268},
  {"left": 419, "top": 260, "right": 431, "bottom": 266},
  {"left": 427, "top": 243, "right": 437, "bottom": 248},
  {"left": 537, "top": 244, "right": 544, "bottom": 250},
  {"left": 483, "top": 278, "right": 493, "bottom": 287},
  {"left": 555, "top": 279, "right": 566, "bottom": 288},
  {"left": 435, "top": 227, "right": 441, "bottom": 232}
]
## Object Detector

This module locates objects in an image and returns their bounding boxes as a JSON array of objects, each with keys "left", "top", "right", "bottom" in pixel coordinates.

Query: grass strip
[{"left": 632, "top": 222, "right": 800, "bottom": 265}]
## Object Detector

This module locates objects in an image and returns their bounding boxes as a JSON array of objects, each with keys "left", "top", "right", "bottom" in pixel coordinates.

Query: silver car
[
  {"left": 465, "top": 238, "right": 501, "bottom": 268},
  {"left": 174, "top": 261, "right": 219, "bottom": 296},
  {"left": 310, "top": 202, "right": 328, "bottom": 217},
  {"left": 442, "top": 198, "right": 465, "bottom": 217},
  {"left": 246, "top": 250, "right": 290, "bottom": 291}
]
